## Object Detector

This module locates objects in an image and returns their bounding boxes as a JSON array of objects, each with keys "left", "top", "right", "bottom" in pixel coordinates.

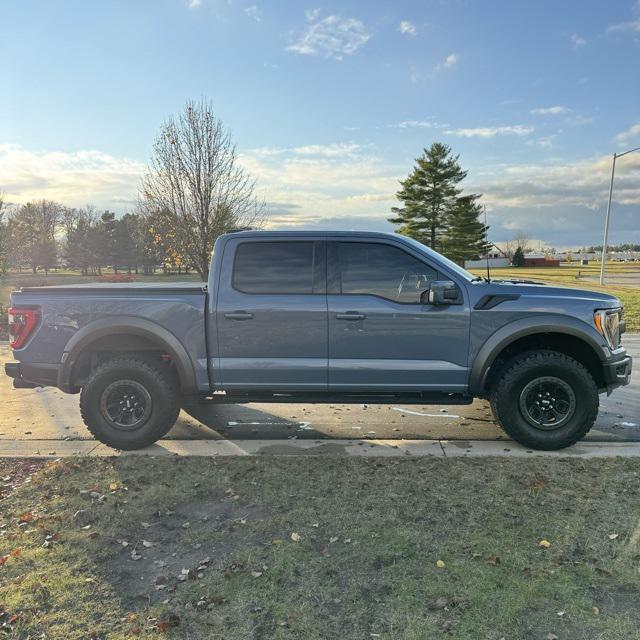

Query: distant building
[
  {"left": 464, "top": 246, "right": 510, "bottom": 269},
  {"left": 464, "top": 257, "right": 510, "bottom": 268},
  {"left": 522, "top": 253, "right": 561, "bottom": 267}
]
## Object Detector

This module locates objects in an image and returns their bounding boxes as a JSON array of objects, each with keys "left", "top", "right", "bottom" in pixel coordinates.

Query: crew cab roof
[{"left": 221, "top": 230, "right": 400, "bottom": 240}]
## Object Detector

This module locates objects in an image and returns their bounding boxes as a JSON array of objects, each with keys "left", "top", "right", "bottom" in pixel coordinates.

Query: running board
[{"left": 198, "top": 391, "right": 474, "bottom": 405}]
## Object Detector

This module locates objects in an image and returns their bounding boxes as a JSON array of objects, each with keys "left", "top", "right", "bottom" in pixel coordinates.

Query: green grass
[
  {"left": 1, "top": 456, "right": 640, "bottom": 639},
  {"left": 470, "top": 262, "right": 640, "bottom": 332}
]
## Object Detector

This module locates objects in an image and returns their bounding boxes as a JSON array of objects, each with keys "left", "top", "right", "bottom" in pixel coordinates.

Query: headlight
[{"left": 594, "top": 308, "right": 623, "bottom": 349}]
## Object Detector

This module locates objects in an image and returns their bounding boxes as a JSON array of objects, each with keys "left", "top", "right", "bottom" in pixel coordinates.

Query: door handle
[
  {"left": 335, "top": 312, "right": 366, "bottom": 321},
  {"left": 224, "top": 311, "right": 254, "bottom": 320}
]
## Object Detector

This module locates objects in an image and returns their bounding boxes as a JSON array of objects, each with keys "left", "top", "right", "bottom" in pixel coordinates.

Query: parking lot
[{"left": 1, "top": 336, "right": 638, "bottom": 450}]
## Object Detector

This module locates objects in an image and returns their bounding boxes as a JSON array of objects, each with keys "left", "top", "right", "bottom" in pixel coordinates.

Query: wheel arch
[
  {"left": 58, "top": 316, "right": 196, "bottom": 394},
  {"left": 470, "top": 315, "right": 609, "bottom": 396}
]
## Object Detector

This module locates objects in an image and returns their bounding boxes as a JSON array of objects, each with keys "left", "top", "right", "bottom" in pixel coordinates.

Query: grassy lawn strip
[{"left": 1, "top": 457, "right": 640, "bottom": 639}]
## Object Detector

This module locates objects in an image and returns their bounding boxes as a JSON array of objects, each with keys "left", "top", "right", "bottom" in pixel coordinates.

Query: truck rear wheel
[
  {"left": 489, "top": 350, "right": 598, "bottom": 450},
  {"left": 80, "top": 357, "right": 181, "bottom": 450}
]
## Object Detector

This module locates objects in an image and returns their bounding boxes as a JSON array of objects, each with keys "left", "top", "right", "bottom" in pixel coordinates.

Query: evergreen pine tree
[
  {"left": 389, "top": 143, "right": 467, "bottom": 252},
  {"left": 443, "top": 195, "right": 489, "bottom": 265},
  {"left": 512, "top": 246, "right": 525, "bottom": 267}
]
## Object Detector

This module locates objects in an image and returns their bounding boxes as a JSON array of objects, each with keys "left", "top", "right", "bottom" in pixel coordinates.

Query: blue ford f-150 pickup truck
[{"left": 5, "top": 230, "right": 632, "bottom": 450}]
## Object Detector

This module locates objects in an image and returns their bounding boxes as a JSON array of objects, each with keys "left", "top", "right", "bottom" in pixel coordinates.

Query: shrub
[{"left": 95, "top": 274, "right": 135, "bottom": 283}]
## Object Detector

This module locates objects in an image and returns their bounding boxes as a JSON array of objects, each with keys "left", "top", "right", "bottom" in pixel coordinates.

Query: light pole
[{"left": 600, "top": 146, "right": 640, "bottom": 285}]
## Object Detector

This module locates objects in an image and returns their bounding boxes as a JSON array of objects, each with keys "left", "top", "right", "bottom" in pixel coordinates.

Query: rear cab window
[{"left": 232, "top": 241, "right": 320, "bottom": 294}]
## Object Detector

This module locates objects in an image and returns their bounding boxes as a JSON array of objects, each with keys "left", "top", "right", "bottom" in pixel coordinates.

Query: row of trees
[{"left": 0, "top": 200, "right": 182, "bottom": 276}]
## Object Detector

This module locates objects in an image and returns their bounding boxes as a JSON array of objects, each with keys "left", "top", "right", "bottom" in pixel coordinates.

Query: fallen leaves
[
  {"left": 532, "top": 478, "right": 546, "bottom": 492},
  {"left": 156, "top": 613, "right": 180, "bottom": 632}
]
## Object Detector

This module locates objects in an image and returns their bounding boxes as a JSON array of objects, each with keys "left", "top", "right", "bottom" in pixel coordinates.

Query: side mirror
[{"left": 421, "top": 281, "right": 462, "bottom": 305}]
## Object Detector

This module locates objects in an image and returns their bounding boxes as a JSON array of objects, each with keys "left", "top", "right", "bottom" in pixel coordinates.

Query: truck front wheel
[
  {"left": 80, "top": 357, "right": 181, "bottom": 450},
  {"left": 489, "top": 350, "right": 599, "bottom": 450}
]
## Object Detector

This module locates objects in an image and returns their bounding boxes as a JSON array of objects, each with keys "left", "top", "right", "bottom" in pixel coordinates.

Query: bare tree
[
  {"left": 140, "top": 99, "right": 265, "bottom": 279},
  {"left": 502, "top": 232, "right": 530, "bottom": 259},
  {"left": 0, "top": 193, "right": 9, "bottom": 274},
  {"left": 513, "top": 231, "right": 530, "bottom": 253}
]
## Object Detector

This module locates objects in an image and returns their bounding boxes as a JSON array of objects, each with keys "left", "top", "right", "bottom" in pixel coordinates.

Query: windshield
[{"left": 400, "top": 236, "right": 476, "bottom": 282}]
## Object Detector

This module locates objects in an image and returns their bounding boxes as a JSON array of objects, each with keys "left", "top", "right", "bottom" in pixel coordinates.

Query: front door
[
  {"left": 216, "top": 239, "right": 327, "bottom": 390},
  {"left": 327, "top": 240, "right": 470, "bottom": 391}
]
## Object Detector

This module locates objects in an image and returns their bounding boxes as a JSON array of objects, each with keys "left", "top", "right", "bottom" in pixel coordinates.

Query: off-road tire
[
  {"left": 489, "top": 350, "right": 599, "bottom": 450},
  {"left": 80, "top": 357, "right": 181, "bottom": 450}
]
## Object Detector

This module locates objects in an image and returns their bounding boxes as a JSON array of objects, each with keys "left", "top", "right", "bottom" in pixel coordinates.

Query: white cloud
[
  {"left": 531, "top": 106, "right": 572, "bottom": 116},
  {"left": 473, "top": 154, "right": 640, "bottom": 210},
  {"left": 188, "top": 0, "right": 201, "bottom": 8},
  {"left": 439, "top": 53, "right": 458, "bottom": 69},
  {"left": 305, "top": 8, "right": 321, "bottom": 21},
  {"left": 607, "top": 19, "right": 640, "bottom": 33},
  {"left": 444, "top": 125, "right": 534, "bottom": 138},
  {"left": 244, "top": 4, "right": 262, "bottom": 22},
  {"left": 0, "top": 144, "right": 143, "bottom": 209},
  {"left": 398, "top": 20, "right": 417, "bottom": 36},
  {"left": 615, "top": 123, "right": 640, "bottom": 145},
  {"left": 286, "top": 12, "right": 370, "bottom": 60},
  {"left": 527, "top": 135, "right": 557, "bottom": 149},
  {"left": 570, "top": 33, "right": 587, "bottom": 47},
  {"left": 395, "top": 120, "right": 435, "bottom": 129}
]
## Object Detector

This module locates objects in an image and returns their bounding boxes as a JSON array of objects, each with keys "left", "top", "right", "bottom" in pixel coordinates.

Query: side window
[
  {"left": 233, "top": 242, "right": 315, "bottom": 294},
  {"left": 338, "top": 242, "right": 437, "bottom": 303}
]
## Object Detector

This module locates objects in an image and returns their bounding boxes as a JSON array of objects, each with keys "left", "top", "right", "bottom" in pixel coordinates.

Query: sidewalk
[{"left": 3, "top": 437, "right": 640, "bottom": 458}]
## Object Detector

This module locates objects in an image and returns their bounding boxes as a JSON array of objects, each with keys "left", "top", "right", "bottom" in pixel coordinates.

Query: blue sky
[{"left": 1, "top": 0, "right": 639, "bottom": 248}]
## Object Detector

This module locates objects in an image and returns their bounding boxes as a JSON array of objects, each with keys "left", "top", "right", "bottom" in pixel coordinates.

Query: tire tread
[{"left": 489, "top": 350, "right": 598, "bottom": 450}]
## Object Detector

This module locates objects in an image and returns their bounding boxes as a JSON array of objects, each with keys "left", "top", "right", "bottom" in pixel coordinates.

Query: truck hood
[{"left": 477, "top": 279, "right": 622, "bottom": 308}]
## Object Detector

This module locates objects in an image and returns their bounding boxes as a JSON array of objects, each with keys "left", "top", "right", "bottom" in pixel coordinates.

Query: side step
[{"left": 198, "top": 391, "right": 474, "bottom": 405}]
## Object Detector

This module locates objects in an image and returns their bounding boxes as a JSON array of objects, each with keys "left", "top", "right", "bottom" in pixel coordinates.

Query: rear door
[
  {"left": 327, "top": 239, "right": 470, "bottom": 391},
  {"left": 216, "top": 238, "right": 327, "bottom": 390}
]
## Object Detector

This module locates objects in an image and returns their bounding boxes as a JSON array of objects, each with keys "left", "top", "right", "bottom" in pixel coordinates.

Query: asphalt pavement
[{"left": 1, "top": 336, "right": 638, "bottom": 450}]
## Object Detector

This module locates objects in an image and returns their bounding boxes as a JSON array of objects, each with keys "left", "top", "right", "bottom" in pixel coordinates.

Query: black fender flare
[
  {"left": 58, "top": 316, "right": 197, "bottom": 393},
  {"left": 469, "top": 315, "right": 609, "bottom": 395}
]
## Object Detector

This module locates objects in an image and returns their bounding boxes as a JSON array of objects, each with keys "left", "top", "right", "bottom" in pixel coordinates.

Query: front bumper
[
  {"left": 5, "top": 362, "right": 60, "bottom": 389},
  {"left": 603, "top": 352, "right": 632, "bottom": 391}
]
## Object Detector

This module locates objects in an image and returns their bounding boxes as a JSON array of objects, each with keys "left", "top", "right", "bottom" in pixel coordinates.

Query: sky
[{"left": 1, "top": 0, "right": 640, "bottom": 249}]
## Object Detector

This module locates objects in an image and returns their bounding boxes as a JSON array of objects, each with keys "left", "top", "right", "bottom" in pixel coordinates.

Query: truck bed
[{"left": 9, "top": 282, "right": 210, "bottom": 392}]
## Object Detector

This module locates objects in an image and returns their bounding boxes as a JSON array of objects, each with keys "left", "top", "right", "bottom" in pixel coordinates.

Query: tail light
[{"left": 8, "top": 307, "right": 40, "bottom": 350}]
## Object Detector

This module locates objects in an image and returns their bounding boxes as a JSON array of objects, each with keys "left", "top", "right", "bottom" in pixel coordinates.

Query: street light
[{"left": 599, "top": 145, "right": 640, "bottom": 285}]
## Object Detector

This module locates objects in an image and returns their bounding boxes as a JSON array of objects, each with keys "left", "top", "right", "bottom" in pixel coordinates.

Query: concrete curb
[{"left": 2, "top": 438, "right": 640, "bottom": 458}]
